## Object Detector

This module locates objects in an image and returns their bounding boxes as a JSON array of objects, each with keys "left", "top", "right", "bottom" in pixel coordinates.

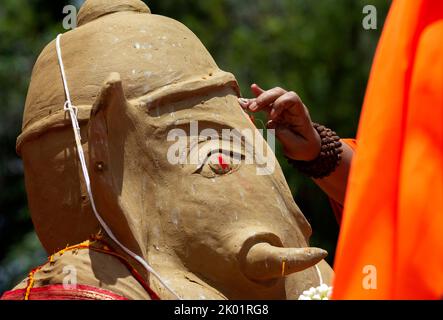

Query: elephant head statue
[{"left": 13, "top": 0, "right": 333, "bottom": 300}]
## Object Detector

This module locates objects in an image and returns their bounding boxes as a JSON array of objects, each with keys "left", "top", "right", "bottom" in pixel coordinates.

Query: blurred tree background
[{"left": 0, "top": 0, "right": 390, "bottom": 293}]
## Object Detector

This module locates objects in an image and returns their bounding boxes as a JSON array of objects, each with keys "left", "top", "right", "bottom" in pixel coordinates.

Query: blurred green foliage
[{"left": 0, "top": 0, "right": 390, "bottom": 293}]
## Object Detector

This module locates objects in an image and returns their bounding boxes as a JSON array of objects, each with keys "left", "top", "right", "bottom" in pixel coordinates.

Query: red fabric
[
  {"left": 333, "top": 0, "right": 443, "bottom": 299},
  {"left": 0, "top": 241, "right": 161, "bottom": 301},
  {"left": 1, "top": 284, "right": 128, "bottom": 300}
]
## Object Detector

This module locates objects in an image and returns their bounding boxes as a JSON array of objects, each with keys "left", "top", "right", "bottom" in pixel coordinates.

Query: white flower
[{"left": 298, "top": 285, "right": 333, "bottom": 300}]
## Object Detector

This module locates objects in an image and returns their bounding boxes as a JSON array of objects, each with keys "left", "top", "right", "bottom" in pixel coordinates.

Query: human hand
[{"left": 239, "top": 84, "right": 321, "bottom": 161}]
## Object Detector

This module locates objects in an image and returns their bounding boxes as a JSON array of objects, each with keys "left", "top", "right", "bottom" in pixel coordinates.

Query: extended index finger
[{"left": 250, "top": 87, "right": 287, "bottom": 112}]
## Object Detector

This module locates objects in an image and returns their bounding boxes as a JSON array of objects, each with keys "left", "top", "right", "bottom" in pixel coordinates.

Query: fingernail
[{"left": 238, "top": 98, "right": 249, "bottom": 105}]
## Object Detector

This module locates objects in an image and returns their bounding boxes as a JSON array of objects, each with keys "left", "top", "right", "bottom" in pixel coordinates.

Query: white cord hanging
[
  {"left": 298, "top": 265, "right": 333, "bottom": 300},
  {"left": 316, "top": 264, "right": 324, "bottom": 286},
  {"left": 55, "top": 34, "right": 180, "bottom": 300}
]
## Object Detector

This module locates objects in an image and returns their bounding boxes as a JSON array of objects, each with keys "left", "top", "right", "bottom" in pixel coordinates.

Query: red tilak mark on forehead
[{"left": 218, "top": 154, "right": 229, "bottom": 171}]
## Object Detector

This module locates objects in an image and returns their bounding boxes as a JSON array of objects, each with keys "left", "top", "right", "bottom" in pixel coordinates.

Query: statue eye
[
  {"left": 194, "top": 150, "right": 242, "bottom": 178},
  {"left": 209, "top": 153, "right": 234, "bottom": 175}
]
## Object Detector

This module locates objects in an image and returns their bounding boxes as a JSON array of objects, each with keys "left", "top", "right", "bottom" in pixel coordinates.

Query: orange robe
[{"left": 333, "top": 0, "right": 443, "bottom": 299}]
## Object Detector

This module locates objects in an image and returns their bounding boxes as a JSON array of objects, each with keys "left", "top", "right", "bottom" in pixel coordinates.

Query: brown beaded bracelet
[{"left": 287, "top": 123, "right": 343, "bottom": 179}]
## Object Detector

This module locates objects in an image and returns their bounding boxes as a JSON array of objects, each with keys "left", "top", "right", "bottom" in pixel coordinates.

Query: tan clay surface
[
  {"left": 15, "top": 0, "right": 333, "bottom": 300},
  {"left": 12, "top": 246, "right": 152, "bottom": 300}
]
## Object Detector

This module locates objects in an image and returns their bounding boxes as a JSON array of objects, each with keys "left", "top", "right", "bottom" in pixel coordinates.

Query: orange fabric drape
[{"left": 333, "top": 0, "right": 443, "bottom": 299}]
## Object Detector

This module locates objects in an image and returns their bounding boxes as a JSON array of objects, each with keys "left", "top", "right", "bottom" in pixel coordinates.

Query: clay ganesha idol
[{"left": 4, "top": 0, "right": 333, "bottom": 300}]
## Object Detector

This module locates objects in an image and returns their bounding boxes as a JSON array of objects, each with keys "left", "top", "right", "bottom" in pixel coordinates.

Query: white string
[
  {"left": 315, "top": 265, "right": 324, "bottom": 286},
  {"left": 55, "top": 34, "right": 180, "bottom": 300}
]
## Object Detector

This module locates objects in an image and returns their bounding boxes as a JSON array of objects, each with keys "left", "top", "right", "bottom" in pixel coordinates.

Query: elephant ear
[{"left": 88, "top": 72, "right": 142, "bottom": 256}]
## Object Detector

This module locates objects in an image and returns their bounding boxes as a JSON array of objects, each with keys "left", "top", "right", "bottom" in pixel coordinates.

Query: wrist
[
  {"left": 286, "top": 123, "right": 343, "bottom": 179},
  {"left": 305, "top": 127, "right": 322, "bottom": 161},
  {"left": 284, "top": 125, "right": 321, "bottom": 161}
]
